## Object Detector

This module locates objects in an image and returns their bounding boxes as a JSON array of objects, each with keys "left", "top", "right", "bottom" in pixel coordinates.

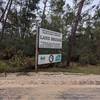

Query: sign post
[{"left": 35, "top": 21, "right": 39, "bottom": 71}]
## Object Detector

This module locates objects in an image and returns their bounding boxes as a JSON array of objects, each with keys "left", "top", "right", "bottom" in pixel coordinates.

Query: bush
[
  {"left": 9, "top": 50, "right": 35, "bottom": 71},
  {"left": 0, "top": 61, "right": 10, "bottom": 72},
  {"left": 0, "top": 37, "right": 35, "bottom": 59},
  {"left": 79, "top": 53, "right": 98, "bottom": 65},
  {"left": 3, "top": 47, "right": 16, "bottom": 59},
  {"left": 9, "top": 50, "right": 25, "bottom": 68},
  {"left": 79, "top": 54, "right": 89, "bottom": 65},
  {"left": 24, "top": 57, "right": 35, "bottom": 67}
]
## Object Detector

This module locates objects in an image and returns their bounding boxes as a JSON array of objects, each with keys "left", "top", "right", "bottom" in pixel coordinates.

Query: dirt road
[{"left": 0, "top": 72, "right": 100, "bottom": 100}]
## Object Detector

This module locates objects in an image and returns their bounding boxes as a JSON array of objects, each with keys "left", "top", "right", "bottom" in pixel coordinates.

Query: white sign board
[
  {"left": 38, "top": 54, "right": 62, "bottom": 65},
  {"left": 39, "top": 28, "right": 62, "bottom": 49}
]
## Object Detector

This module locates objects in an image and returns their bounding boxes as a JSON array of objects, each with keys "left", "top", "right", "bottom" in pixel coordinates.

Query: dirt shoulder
[
  {"left": 0, "top": 72, "right": 100, "bottom": 88},
  {"left": 0, "top": 72, "right": 100, "bottom": 100}
]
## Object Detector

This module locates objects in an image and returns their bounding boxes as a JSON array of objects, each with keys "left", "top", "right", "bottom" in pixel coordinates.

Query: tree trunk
[
  {"left": 0, "top": 0, "right": 13, "bottom": 41},
  {"left": 67, "top": 0, "right": 85, "bottom": 66},
  {"left": 0, "top": 0, "right": 11, "bottom": 22},
  {"left": 41, "top": 0, "right": 48, "bottom": 27}
]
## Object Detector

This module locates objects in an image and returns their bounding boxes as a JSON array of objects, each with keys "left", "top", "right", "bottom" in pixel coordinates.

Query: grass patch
[
  {"left": 0, "top": 59, "right": 100, "bottom": 75},
  {"left": 65, "top": 65, "right": 100, "bottom": 74},
  {"left": 38, "top": 65, "right": 100, "bottom": 75},
  {"left": 0, "top": 60, "right": 10, "bottom": 72}
]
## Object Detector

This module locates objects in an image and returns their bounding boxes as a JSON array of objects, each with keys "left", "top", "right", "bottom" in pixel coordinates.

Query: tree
[
  {"left": 0, "top": 0, "right": 40, "bottom": 40},
  {"left": 67, "top": 0, "right": 86, "bottom": 66},
  {"left": 0, "top": 0, "right": 11, "bottom": 22},
  {"left": 0, "top": 0, "right": 13, "bottom": 40},
  {"left": 41, "top": 0, "right": 48, "bottom": 27}
]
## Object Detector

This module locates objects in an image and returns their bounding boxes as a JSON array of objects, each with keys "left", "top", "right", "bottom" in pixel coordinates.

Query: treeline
[{"left": 0, "top": 0, "right": 100, "bottom": 72}]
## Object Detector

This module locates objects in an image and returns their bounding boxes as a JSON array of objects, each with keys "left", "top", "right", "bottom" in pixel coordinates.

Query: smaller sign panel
[
  {"left": 39, "top": 28, "right": 62, "bottom": 49},
  {"left": 38, "top": 54, "right": 62, "bottom": 65}
]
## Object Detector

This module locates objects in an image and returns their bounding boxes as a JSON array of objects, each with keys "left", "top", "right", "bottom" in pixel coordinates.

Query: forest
[{"left": 0, "top": 0, "right": 100, "bottom": 73}]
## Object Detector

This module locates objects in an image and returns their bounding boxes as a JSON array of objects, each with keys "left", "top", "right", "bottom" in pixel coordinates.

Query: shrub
[
  {"left": 79, "top": 54, "right": 89, "bottom": 65},
  {"left": 9, "top": 50, "right": 35, "bottom": 71},
  {"left": 22, "top": 57, "right": 35, "bottom": 71},
  {"left": 3, "top": 47, "right": 16, "bottom": 59},
  {"left": 0, "top": 61, "right": 10, "bottom": 72},
  {"left": 9, "top": 50, "right": 25, "bottom": 68},
  {"left": 79, "top": 53, "right": 98, "bottom": 65}
]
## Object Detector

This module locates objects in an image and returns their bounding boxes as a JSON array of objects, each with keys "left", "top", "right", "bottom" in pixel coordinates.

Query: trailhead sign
[{"left": 35, "top": 28, "right": 62, "bottom": 66}]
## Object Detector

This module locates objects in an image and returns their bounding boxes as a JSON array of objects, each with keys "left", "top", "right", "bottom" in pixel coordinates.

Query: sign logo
[
  {"left": 40, "top": 56, "right": 45, "bottom": 60},
  {"left": 49, "top": 55, "right": 54, "bottom": 63},
  {"left": 55, "top": 55, "right": 61, "bottom": 62}
]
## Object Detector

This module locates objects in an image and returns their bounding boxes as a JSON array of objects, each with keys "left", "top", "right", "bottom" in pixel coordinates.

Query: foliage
[
  {"left": 8, "top": 51, "right": 35, "bottom": 72},
  {"left": 0, "top": 37, "right": 35, "bottom": 59},
  {"left": 9, "top": 50, "right": 24, "bottom": 67},
  {"left": 0, "top": 61, "right": 10, "bottom": 72},
  {"left": 0, "top": 0, "right": 100, "bottom": 73},
  {"left": 38, "top": 64, "right": 100, "bottom": 75}
]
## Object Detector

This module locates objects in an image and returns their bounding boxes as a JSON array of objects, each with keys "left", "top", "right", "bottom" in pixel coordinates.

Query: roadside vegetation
[
  {"left": 1, "top": 59, "right": 100, "bottom": 75},
  {"left": 0, "top": 0, "right": 100, "bottom": 74},
  {"left": 38, "top": 64, "right": 100, "bottom": 75}
]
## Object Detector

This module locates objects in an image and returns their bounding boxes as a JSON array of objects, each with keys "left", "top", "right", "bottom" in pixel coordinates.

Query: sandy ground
[{"left": 0, "top": 72, "right": 100, "bottom": 100}]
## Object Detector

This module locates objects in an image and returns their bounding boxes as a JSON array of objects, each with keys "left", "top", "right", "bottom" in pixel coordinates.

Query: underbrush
[
  {"left": 0, "top": 61, "right": 10, "bottom": 73},
  {"left": 0, "top": 58, "right": 100, "bottom": 75},
  {"left": 0, "top": 57, "right": 35, "bottom": 73}
]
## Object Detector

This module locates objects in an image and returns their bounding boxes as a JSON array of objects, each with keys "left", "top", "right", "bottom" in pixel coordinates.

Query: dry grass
[{"left": 38, "top": 64, "right": 100, "bottom": 75}]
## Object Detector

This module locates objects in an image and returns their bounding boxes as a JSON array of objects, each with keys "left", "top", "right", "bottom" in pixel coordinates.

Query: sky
[
  {"left": 39, "top": 0, "right": 100, "bottom": 13},
  {"left": 93, "top": 0, "right": 100, "bottom": 5},
  {"left": 65, "top": 0, "right": 100, "bottom": 5},
  {"left": 0, "top": 0, "right": 100, "bottom": 29}
]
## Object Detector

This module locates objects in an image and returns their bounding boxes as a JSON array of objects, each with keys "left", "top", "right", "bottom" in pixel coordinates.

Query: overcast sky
[
  {"left": 39, "top": 0, "right": 100, "bottom": 13},
  {"left": 0, "top": 0, "right": 100, "bottom": 28}
]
